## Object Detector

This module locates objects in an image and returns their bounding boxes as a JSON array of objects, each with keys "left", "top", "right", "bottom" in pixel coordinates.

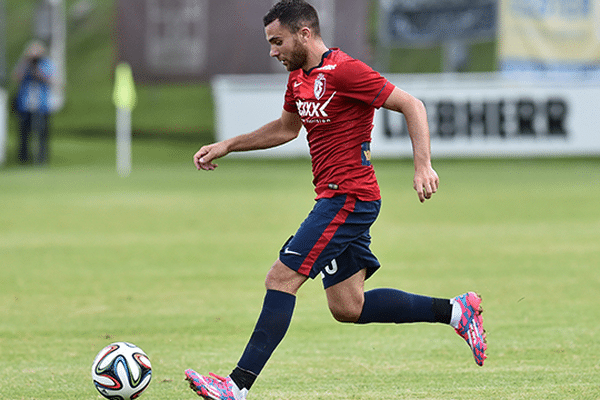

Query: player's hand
[
  {"left": 413, "top": 166, "right": 439, "bottom": 203},
  {"left": 193, "top": 142, "right": 229, "bottom": 171}
]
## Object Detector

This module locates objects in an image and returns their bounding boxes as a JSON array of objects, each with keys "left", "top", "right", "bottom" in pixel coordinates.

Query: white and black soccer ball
[{"left": 91, "top": 342, "right": 152, "bottom": 400}]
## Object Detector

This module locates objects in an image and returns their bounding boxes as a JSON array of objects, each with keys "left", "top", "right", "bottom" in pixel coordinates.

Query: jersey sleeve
[
  {"left": 335, "top": 59, "right": 395, "bottom": 109},
  {"left": 283, "top": 75, "right": 298, "bottom": 113}
]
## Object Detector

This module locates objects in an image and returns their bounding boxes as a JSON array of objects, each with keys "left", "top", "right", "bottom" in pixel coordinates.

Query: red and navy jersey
[{"left": 283, "top": 49, "right": 395, "bottom": 201}]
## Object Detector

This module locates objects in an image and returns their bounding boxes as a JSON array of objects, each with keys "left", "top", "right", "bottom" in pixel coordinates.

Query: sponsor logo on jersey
[
  {"left": 314, "top": 73, "right": 326, "bottom": 100},
  {"left": 296, "top": 91, "right": 337, "bottom": 121}
]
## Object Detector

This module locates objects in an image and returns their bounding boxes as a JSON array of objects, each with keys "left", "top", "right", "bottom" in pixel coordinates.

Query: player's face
[{"left": 265, "top": 19, "right": 308, "bottom": 71}]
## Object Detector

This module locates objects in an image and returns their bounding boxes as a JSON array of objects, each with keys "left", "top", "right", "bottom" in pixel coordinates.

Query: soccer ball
[{"left": 91, "top": 342, "right": 152, "bottom": 400}]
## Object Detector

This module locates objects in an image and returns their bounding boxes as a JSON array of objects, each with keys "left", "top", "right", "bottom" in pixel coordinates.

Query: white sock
[
  {"left": 231, "top": 381, "right": 248, "bottom": 400},
  {"left": 449, "top": 298, "right": 462, "bottom": 329}
]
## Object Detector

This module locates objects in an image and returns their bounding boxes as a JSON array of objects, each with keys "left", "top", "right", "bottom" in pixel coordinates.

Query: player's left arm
[{"left": 382, "top": 87, "right": 439, "bottom": 203}]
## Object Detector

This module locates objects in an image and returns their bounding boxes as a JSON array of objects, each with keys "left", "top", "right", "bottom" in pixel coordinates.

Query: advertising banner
[
  {"left": 498, "top": 0, "right": 600, "bottom": 71},
  {"left": 379, "top": 0, "right": 497, "bottom": 46},
  {"left": 212, "top": 73, "right": 600, "bottom": 158}
]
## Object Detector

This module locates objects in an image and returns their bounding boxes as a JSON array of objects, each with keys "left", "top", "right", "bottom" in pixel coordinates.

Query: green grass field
[
  {"left": 1, "top": 1, "right": 592, "bottom": 399},
  {"left": 1, "top": 137, "right": 599, "bottom": 399}
]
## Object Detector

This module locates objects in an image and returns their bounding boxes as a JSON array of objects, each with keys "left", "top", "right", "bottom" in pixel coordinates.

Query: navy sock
[
  {"left": 357, "top": 288, "right": 450, "bottom": 324},
  {"left": 232, "top": 290, "right": 296, "bottom": 389}
]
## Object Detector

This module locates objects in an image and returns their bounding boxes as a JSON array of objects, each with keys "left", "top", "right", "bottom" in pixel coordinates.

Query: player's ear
[{"left": 298, "top": 26, "right": 311, "bottom": 43}]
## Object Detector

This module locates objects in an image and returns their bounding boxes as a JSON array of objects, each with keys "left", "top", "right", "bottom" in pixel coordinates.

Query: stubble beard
[{"left": 285, "top": 38, "right": 309, "bottom": 71}]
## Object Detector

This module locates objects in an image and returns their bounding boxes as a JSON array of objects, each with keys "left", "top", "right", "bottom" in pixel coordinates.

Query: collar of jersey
[{"left": 303, "top": 48, "right": 336, "bottom": 76}]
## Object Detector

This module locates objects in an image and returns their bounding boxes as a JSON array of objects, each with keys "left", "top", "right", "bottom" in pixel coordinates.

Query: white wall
[{"left": 212, "top": 73, "right": 600, "bottom": 158}]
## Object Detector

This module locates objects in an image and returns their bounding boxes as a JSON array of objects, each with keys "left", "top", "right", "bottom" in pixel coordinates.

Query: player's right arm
[
  {"left": 383, "top": 87, "right": 439, "bottom": 203},
  {"left": 194, "top": 109, "right": 302, "bottom": 171}
]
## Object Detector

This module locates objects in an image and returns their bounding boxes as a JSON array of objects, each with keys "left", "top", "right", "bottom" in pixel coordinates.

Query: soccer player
[{"left": 185, "top": 1, "right": 486, "bottom": 399}]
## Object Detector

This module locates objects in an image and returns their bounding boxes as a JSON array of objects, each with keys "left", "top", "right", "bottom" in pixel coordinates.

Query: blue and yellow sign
[{"left": 498, "top": 0, "right": 600, "bottom": 71}]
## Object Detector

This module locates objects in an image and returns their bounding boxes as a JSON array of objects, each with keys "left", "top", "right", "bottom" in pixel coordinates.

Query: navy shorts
[{"left": 279, "top": 194, "right": 381, "bottom": 289}]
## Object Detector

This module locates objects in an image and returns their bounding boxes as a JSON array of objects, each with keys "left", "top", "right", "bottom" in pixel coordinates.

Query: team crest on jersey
[{"left": 314, "top": 73, "right": 326, "bottom": 100}]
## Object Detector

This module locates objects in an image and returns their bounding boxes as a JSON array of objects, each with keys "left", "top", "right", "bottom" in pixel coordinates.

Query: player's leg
[
  {"left": 227, "top": 260, "right": 307, "bottom": 390},
  {"left": 324, "top": 266, "right": 454, "bottom": 325},
  {"left": 225, "top": 197, "right": 363, "bottom": 387},
  {"left": 357, "top": 288, "right": 454, "bottom": 325},
  {"left": 324, "top": 268, "right": 366, "bottom": 322},
  {"left": 264, "top": 258, "right": 308, "bottom": 294},
  {"left": 321, "top": 232, "right": 451, "bottom": 325},
  {"left": 323, "top": 239, "right": 486, "bottom": 366},
  {"left": 186, "top": 260, "right": 305, "bottom": 400},
  {"left": 185, "top": 197, "right": 354, "bottom": 399}
]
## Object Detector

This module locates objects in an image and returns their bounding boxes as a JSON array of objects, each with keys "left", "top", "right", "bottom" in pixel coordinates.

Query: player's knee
[
  {"left": 264, "top": 259, "right": 307, "bottom": 295},
  {"left": 329, "top": 303, "right": 362, "bottom": 323}
]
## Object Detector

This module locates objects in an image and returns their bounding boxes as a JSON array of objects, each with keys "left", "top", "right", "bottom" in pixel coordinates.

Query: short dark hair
[{"left": 263, "top": 0, "right": 321, "bottom": 36}]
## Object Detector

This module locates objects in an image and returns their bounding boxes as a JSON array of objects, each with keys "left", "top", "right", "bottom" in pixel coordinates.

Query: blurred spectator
[{"left": 12, "top": 40, "right": 55, "bottom": 165}]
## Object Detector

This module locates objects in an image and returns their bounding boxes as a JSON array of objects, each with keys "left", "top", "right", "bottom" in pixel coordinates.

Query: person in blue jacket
[{"left": 12, "top": 40, "right": 55, "bottom": 165}]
